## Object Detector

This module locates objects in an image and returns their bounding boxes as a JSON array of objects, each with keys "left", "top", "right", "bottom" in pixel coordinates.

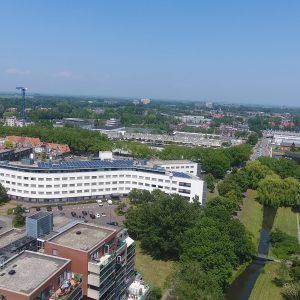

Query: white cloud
[
  {"left": 6, "top": 68, "right": 31, "bottom": 75},
  {"left": 55, "top": 71, "right": 72, "bottom": 78}
]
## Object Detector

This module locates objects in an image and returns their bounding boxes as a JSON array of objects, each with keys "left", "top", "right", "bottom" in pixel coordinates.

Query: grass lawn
[
  {"left": 0, "top": 201, "right": 18, "bottom": 216},
  {"left": 206, "top": 190, "right": 218, "bottom": 202},
  {"left": 239, "top": 190, "right": 263, "bottom": 250},
  {"left": 249, "top": 262, "right": 283, "bottom": 300},
  {"left": 272, "top": 207, "right": 298, "bottom": 238},
  {"left": 134, "top": 241, "right": 174, "bottom": 290}
]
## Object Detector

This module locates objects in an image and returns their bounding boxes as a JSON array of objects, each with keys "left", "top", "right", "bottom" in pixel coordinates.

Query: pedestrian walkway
[{"left": 297, "top": 212, "right": 300, "bottom": 244}]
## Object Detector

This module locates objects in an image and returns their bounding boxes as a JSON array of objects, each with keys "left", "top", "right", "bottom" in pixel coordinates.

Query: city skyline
[{"left": 1, "top": 0, "right": 300, "bottom": 105}]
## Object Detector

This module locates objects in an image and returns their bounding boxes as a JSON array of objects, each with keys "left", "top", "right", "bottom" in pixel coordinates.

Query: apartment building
[
  {"left": 44, "top": 223, "right": 135, "bottom": 300},
  {"left": 0, "top": 251, "right": 81, "bottom": 300},
  {"left": 0, "top": 159, "right": 204, "bottom": 203}
]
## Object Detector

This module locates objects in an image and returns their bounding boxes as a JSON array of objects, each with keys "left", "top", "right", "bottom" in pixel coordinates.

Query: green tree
[
  {"left": 205, "top": 174, "right": 215, "bottom": 192},
  {"left": 13, "top": 212, "right": 25, "bottom": 228},
  {"left": 246, "top": 132, "right": 259, "bottom": 145},
  {"left": 169, "top": 261, "right": 224, "bottom": 300},
  {"left": 3, "top": 140, "right": 13, "bottom": 149},
  {"left": 0, "top": 183, "right": 8, "bottom": 204},
  {"left": 124, "top": 191, "right": 202, "bottom": 259}
]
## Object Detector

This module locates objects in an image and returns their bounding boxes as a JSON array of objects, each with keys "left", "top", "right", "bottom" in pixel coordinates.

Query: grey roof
[
  {"left": 48, "top": 223, "right": 115, "bottom": 252},
  {"left": 27, "top": 211, "right": 52, "bottom": 220},
  {"left": 0, "top": 251, "right": 70, "bottom": 295}
]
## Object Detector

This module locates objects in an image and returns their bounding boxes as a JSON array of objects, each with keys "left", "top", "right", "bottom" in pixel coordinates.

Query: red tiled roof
[
  {"left": 45, "top": 143, "right": 71, "bottom": 153},
  {"left": 6, "top": 135, "right": 42, "bottom": 147}
]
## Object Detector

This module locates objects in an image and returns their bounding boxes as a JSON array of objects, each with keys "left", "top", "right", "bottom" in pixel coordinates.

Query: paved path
[{"left": 297, "top": 212, "right": 300, "bottom": 244}]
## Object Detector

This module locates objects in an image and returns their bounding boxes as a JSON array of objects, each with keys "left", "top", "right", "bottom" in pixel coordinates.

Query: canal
[{"left": 226, "top": 206, "right": 277, "bottom": 300}]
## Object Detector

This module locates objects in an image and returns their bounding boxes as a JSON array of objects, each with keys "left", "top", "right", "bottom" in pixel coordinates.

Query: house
[
  {"left": 45, "top": 143, "right": 71, "bottom": 156},
  {"left": 6, "top": 136, "right": 42, "bottom": 149}
]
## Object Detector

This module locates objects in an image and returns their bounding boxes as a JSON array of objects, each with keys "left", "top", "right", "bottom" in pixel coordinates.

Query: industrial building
[{"left": 0, "top": 159, "right": 204, "bottom": 203}]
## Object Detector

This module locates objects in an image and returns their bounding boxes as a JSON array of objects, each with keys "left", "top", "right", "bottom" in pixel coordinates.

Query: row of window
[
  {"left": 6, "top": 182, "right": 189, "bottom": 195},
  {"left": 2, "top": 180, "right": 186, "bottom": 187},
  {"left": 0, "top": 173, "right": 181, "bottom": 183},
  {"left": 164, "top": 165, "right": 195, "bottom": 169}
]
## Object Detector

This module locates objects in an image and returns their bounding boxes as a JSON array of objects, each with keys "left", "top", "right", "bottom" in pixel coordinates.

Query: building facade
[
  {"left": 26, "top": 212, "right": 54, "bottom": 238},
  {"left": 44, "top": 223, "right": 135, "bottom": 300},
  {"left": 0, "top": 160, "right": 204, "bottom": 203}
]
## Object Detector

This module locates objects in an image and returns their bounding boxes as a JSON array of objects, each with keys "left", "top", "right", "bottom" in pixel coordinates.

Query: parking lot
[{"left": 27, "top": 201, "right": 126, "bottom": 228}]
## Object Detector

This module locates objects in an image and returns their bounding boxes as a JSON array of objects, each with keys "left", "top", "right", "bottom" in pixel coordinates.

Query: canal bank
[{"left": 226, "top": 206, "right": 277, "bottom": 300}]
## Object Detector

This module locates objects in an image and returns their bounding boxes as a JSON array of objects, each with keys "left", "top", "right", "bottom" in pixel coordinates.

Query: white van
[
  {"left": 97, "top": 200, "right": 103, "bottom": 206},
  {"left": 107, "top": 200, "right": 113, "bottom": 205}
]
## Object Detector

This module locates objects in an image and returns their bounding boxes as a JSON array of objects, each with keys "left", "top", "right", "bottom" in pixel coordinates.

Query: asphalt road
[{"left": 251, "top": 138, "right": 272, "bottom": 160}]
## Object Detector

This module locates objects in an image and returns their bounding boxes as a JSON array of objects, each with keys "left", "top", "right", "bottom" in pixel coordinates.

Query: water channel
[{"left": 226, "top": 206, "right": 277, "bottom": 300}]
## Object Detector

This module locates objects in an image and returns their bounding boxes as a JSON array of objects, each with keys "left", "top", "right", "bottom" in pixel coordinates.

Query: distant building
[
  {"left": 205, "top": 102, "right": 213, "bottom": 108},
  {"left": 105, "top": 118, "right": 119, "bottom": 127},
  {"left": 141, "top": 98, "right": 151, "bottom": 105},
  {"left": 6, "top": 136, "right": 42, "bottom": 149},
  {"left": 5, "top": 116, "right": 23, "bottom": 127},
  {"left": 5, "top": 136, "right": 70, "bottom": 156}
]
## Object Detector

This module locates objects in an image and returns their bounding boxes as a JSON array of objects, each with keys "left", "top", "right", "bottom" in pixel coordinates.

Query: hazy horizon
[{"left": 1, "top": 1, "right": 300, "bottom": 106}]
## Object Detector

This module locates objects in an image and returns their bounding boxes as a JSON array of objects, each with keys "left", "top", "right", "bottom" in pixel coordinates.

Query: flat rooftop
[
  {"left": 49, "top": 223, "right": 115, "bottom": 251},
  {"left": 28, "top": 211, "right": 52, "bottom": 220},
  {"left": 0, "top": 251, "right": 69, "bottom": 295},
  {"left": 0, "top": 229, "right": 26, "bottom": 249},
  {"left": 149, "top": 159, "right": 195, "bottom": 165}
]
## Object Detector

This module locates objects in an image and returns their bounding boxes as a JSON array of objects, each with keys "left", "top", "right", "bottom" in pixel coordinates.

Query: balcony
[
  {"left": 51, "top": 279, "right": 83, "bottom": 300},
  {"left": 127, "top": 279, "right": 151, "bottom": 300},
  {"left": 88, "top": 274, "right": 100, "bottom": 287},
  {"left": 88, "top": 254, "right": 115, "bottom": 274},
  {"left": 88, "top": 287, "right": 99, "bottom": 300}
]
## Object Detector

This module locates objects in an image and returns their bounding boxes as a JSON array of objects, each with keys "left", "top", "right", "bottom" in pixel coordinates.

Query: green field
[
  {"left": 249, "top": 262, "right": 283, "bottom": 300},
  {"left": 239, "top": 190, "right": 263, "bottom": 250},
  {"left": 272, "top": 207, "right": 298, "bottom": 238},
  {"left": 134, "top": 241, "right": 174, "bottom": 290}
]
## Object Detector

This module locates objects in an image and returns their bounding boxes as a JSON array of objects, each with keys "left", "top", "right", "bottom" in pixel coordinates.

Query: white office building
[
  {"left": 147, "top": 159, "right": 198, "bottom": 176},
  {"left": 0, "top": 159, "right": 204, "bottom": 204}
]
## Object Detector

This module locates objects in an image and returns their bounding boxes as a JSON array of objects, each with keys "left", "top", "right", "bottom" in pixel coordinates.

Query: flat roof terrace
[
  {"left": 49, "top": 223, "right": 116, "bottom": 252},
  {"left": 0, "top": 251, "right": 70, "bottom": 296}
]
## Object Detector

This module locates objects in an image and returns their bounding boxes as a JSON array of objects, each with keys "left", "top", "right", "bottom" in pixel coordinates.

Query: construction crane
[{"left": 16, "top": 86, "right": 27, "bottom": 126}]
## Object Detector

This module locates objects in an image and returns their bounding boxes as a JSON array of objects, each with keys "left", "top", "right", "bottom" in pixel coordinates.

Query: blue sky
[{"left": 0, "top": 0, "right": 300, "bottom": 106}]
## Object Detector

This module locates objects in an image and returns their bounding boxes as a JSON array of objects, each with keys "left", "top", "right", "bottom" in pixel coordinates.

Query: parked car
[
  {"left": 82, "top": 210, "right": 88, "bottom": 216},
  {"left": 107, "top": 221, "right": 119, "bottom": 226},
  {"left": 96, "top": 213, "right": 101, "bottom": 218},
  {"left": 35, "top": 207, "right": 41, "bottom": 211},
  {"left": 101, "top": 212, "right": 106, "bottom": 217},
  {"left": 90, "top": 214, "right": 96, "bottom": 219},
  {"left": 23, "top": 208, "right": 30, "bottom": 213},
  {"left": 107, "top": 200, "right": 113, "bottom": 205},
  {"left": 71, "top": 211, "right": 77, "bottom": 217},
  {"left": 46, "top": 205, "right": 52, "bottom": 212},
  {"left": 97, "top": 200, "right": 103, "bottom": 206},
  {"left": 57, "top": 204, "right": 63, "bottom": 211}
]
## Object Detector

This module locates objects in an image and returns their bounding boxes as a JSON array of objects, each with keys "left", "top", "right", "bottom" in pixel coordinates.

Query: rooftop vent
[
  {"left": 8, "top": 270, "right": 16, "bottom": 275},
  {"left": 76, "top": 231, "right": 81, "bottom": 235}
]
